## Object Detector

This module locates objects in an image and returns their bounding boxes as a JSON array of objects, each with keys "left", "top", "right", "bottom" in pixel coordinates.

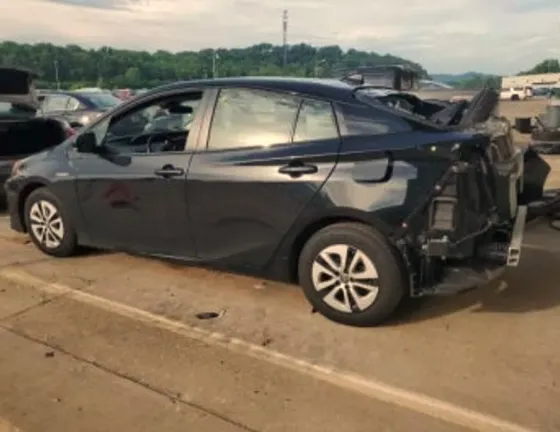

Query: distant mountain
[{"left": 429, "top": 72, "right": 483, "bottom": 84}]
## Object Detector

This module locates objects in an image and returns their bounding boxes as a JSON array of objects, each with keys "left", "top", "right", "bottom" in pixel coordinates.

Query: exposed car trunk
[
  {"left": 0, "top": 67, "right": 68, "bottom": 193},
  {"left": 363, "top": 86, "right": 551, "bottom": 209},
  {"left": 0, "top": 117, "right": 67, "bottom": 157},
  {"left": 0, "top": 67, "right": 40, "bottom": 110}
]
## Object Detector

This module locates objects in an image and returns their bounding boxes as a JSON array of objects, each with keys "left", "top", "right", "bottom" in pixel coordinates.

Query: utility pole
[
  {"left": 53, "top": 59, "right": 60, "bottom": 89},
  {"left": 212, "top": 50, "right": 219, "bottom": 78},
  {"left": 282, "top": 9, "right": 288, "bottom": 69}
]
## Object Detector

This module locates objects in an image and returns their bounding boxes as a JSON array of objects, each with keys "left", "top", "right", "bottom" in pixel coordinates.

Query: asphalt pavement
[{"left": 0, "top": 215, "right": 558, "bottom": 432}]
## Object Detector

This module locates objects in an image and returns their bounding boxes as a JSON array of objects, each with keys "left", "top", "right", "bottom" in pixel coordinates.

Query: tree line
[
  {"left": 0, "top": 40, "right": 557, "bottom": 91},
  {"left": 0, "top": 41, "right": 427, "bottom": 89}
]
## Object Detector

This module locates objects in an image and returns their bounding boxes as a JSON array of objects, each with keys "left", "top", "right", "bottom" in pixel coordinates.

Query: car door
[
  {"left": 186, "top": 87, "right": 342, "bottom": 270},
  {"left": 69, "top": 88, "right": 209, "bottom": 257}
]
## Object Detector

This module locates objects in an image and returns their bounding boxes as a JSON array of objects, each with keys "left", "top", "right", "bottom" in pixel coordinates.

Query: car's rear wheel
[
  {"left": 298, "top": 222, "right": 406, "bottom": 327},
  {"left": 24, "top": 188, "right": 78, "bottom": 257},
  {"left": 511, "top": 94, "right": 520, "bottom": 101}
]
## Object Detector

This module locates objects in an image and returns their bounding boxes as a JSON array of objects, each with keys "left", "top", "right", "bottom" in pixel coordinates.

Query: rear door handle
[
  {"left": 154, "top": 165, "right": 184, "bottom": 178},
  {"left": 278, "top": 163, "right": 318, "bottom": 177}
]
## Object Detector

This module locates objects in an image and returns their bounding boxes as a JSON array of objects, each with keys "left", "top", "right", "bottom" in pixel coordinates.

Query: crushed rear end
[
  {"left": 396, "top": 134, "right": 527, "bottom": 296},
  {"left": 392, "top": 91, "right": 545, "bottom": 296}
]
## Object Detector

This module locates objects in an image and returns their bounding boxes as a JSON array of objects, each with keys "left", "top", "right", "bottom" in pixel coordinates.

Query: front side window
[
  {"left": 89, "top": 91, "right": 203, "bottom": 154},
  {"left": 293, "top": 99, "right": 338, "bottom": 143},
  {"left": 207, "top": 88, "right": 300, "bottom": 150}
]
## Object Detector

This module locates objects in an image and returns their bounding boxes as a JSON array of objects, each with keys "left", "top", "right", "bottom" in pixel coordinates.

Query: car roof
[{"left": 147, "top": 77, "right": 358, "bottom": 103}]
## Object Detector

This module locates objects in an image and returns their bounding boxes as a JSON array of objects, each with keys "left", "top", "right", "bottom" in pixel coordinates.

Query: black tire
[
  {"left": 298, "top": 222, "right": 407, "bottom": 327},
  {"left": 511, "top": 94, "right": 520, "bottom": 101},
  {"left": 23, "top": 187, "right": 78, "bottom": 258}
]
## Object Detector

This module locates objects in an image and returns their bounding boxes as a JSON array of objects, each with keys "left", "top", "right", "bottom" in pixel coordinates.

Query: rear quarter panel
[{"left": 265, "top": 129, "right": 468, "bottom": 281}]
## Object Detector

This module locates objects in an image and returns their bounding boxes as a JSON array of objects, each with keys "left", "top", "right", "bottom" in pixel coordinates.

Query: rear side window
[
  {"left": 335, "top": 103, "right": 412, "bottom": 136},
  {"left": 293, "top": 99, "right": 338, "bottom": 143},
  {"left": 208, "top": 88, "right": 300, "bottom": 150},
  {"left": 66, "top": 97, "right": 82, "bottom": 111},
  {"left": 43, "top": 95, "right": 70, "bottom": 112}
]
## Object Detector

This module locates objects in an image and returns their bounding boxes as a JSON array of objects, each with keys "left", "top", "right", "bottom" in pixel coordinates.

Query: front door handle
[
  {"left": 278, "top": 162, "right": 318, "bottom": 177},
  {"left": 154, "top": 164, "right": 184, "bottom": 178}
]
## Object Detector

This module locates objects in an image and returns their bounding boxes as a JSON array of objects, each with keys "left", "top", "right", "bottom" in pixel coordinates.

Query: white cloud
[{"left": 0, "top": 0, "right": 558, "bottom": 74}]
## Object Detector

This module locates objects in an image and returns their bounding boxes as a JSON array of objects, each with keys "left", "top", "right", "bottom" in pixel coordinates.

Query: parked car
[
  {"left": 4, "top": 77, "right": 547, "bottom": 326},
  {"left": 532, "top": 86, "right": 551, "bottom": 97},
  {"left": 0, "top": 67, "right": 75, "bottom": 203},
  {"left": 500, "top": 86, "right": 532, "bottom": 101},
  {"left": 39, "top": 89, "right": 122, "bottom": 129}
]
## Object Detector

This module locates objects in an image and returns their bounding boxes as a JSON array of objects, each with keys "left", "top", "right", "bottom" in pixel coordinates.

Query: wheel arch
[
  {"left": 17, "top": 181, "right": 49, "bottom": 232},
  {"left": 286, "top": 210, "right": 395, "bottom": 284}
]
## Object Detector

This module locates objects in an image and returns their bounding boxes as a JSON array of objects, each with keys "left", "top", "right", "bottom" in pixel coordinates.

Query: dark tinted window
[
  {"left": 293, "top": 99, "right": 338, "bottom": 143},
  {"left": 336, "top": 103, "right": 412, "bottom": 136},
  {"left": 208, "top": 88, "right": 300, "bottom": 150}
]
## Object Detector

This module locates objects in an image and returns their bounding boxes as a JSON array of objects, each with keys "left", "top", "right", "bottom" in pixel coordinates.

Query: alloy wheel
[
  {"left": 311, "top": 244, "right": 380, "bottom": 313},
  {"left": 28, "top": 200, "right": 65, "bottom": 249}
]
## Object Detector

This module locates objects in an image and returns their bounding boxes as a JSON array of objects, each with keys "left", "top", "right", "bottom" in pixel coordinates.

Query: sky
[{"left": 0, "top": 0, "right": 559, "bottom": 75}]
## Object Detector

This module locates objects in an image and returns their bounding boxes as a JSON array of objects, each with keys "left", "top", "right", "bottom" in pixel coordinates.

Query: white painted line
[{"left": 0, "top": 268, "right": 536, "bottom": 432}]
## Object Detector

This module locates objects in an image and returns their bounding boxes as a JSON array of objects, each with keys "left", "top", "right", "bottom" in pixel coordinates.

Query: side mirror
[{"left": 75, "top": 131, "right": 98, "bottom": 153}]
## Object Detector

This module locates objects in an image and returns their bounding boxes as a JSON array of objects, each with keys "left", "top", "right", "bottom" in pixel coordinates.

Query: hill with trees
[
  {"left": 0, "top": 41, "right": 427, "bottom": 89},
  {"left": 1, "top": 40, "right": 557, "bottom": 91},
  {"left": 519, "top": 59, "right": 560, "bottom": 75}
]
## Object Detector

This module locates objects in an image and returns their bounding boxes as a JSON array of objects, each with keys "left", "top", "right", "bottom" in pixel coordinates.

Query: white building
[{"left": 502, "top": 72, "right": 560, "bottom": 89}]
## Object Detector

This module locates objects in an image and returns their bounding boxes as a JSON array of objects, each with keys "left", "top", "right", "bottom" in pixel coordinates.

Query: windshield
[
  {"left": 79, "top": 92, "right": 122, "bottom": 109},
  {"left": 354, "top": 88, "right": 443, "bottom": 130}
]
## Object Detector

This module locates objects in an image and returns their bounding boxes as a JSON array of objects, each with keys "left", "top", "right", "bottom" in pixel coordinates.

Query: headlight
[{"left": 79, "top": 114, "right": 91, "bottom": 125}]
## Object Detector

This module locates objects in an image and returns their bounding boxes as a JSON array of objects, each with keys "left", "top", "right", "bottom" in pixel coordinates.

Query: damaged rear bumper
[
  {"left": 401, "top": 145, "right": 530, "bottom": 297},
  {"left": 419, "top": 205, "right": 527, "bottom": 296}
]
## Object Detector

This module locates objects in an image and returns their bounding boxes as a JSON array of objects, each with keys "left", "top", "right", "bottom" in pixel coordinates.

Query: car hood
[{"left": 0, "top": 67, "right": 40, "bottom": 109}]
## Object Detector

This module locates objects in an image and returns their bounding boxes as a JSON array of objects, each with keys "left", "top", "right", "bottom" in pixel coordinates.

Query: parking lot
[
  {"left": 1, "top": 99, "right": 559, "bottom": 432},
  {"left": 0, "top": 205, "right": 559, "bottom": 432}
]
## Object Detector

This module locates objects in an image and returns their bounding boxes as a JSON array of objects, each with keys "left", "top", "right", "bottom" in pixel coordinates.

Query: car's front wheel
[
  {"left": 24, "top": 187, "right": 78, "bottom": 257},
  {"left": 298, "top": 222, "right": 407, "bottom": 327}
]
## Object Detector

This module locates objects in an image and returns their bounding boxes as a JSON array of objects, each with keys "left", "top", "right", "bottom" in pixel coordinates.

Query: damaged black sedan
[{"left": 4, "top": 77, "right": 545, "bottom": 327}]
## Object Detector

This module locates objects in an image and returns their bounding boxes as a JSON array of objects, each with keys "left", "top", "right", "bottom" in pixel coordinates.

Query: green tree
[
  {"left": 520, "top": 59, "right": 560, "bottom": 75},
  {"left": 0, "top": 40, "right": 428, "bottom": 89}
]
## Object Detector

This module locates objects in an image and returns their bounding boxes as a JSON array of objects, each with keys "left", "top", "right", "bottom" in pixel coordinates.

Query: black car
[
  {"left": 0, "top": 67, "right": 75, "bottom": 202},
  {"left": 39, "top": 89, "right": 122, "bottom": 129},
  {"left": 4, "top": 77, "right": 545, "bottom": 326}
]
